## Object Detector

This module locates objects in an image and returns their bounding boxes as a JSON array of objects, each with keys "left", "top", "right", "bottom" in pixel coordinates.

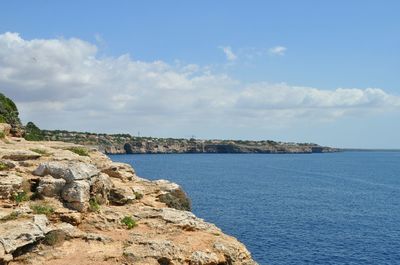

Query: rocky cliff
[
  {"left": 42, "top": 130, "right": 338, "bottom": 154},
  {"left": 0, "top": 125, "right": 258, "bottom": 265}
]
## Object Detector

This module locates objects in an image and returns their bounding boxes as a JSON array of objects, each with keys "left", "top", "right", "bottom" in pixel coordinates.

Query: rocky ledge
[{"left": 0, "top": 124, "right": 257, "bottom": 265}]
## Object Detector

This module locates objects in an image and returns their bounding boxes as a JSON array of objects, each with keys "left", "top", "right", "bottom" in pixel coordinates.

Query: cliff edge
[{"left": 0, "top": 124, "right": 258, "bottom": 264}]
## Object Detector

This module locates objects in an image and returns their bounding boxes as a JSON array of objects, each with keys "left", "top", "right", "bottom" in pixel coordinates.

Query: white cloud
[
  {"left": 269, "top": 46, "right": 287, "bottom": 56},
  {"left": 219, "top": 46, "right": 237, "bottom": 61},
  {"left": 0, "top": 32, "right": 399, "bottom": 137}
]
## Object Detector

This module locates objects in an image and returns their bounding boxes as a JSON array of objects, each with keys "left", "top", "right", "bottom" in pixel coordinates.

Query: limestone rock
[
  {"left": 159, "top": 208, "right": 217, "bottom": 232},
  {"left": 59, "top": 212, "right": 82, "bottom": 225},
  {"left": 101, "top": 162, "right": 135, "bottom": 181},
  {"left": 123, "top": 239, "right": 184, "bottom": 264},
  {"left": 0, "top": 215, "right": 49, "bottom": 260},
  {"left": 213, "top": 241, "right": 257, "bottom": 265},
  {"left": 34, "top": 161, "right": 99, "bottom": 183},
  {"left": 155, "top": 180, "right": 191, "bottom": 211},
  {"left": 37, "top": 176, "right": 66, "bottom": 197},
  {"left": 61, "top": 181, "right": 90, "bottom": 212},
  {"left": 108, "top": 186, "right": 135, "bottom": 205},
  {"left": 190, "top": 251, "right": 219, "bottom": 265},
  {"left": 90, "top": 173, "right": 113, "bottom": 204},
  {"left": 1, "top": 150, "right": 41, "bottom": 161},
  {"left": 0, "top": 172, "right": 23, "bottom": 199},
  {"left": 0, "top": 160, "right": 16, "bottom": 170}
]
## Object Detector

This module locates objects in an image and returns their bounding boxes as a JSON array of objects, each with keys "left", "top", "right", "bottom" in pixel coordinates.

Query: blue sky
[{"left": 0, "top": 1, "right": 399, "bottom": 148}]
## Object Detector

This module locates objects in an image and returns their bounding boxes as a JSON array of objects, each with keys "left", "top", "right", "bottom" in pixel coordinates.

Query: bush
[
  {"left": 30, "top": 204, "right": 54, "bottom": 216},
  {"left": 30, "top": 148, "right": 51, "bottom": 156},
  {"left": 24, "top": 122, "right": 44, "bottom": 141},
  {"left": 89, "top": 197, "right": 100, "bottom": 212},
  {"left": 0, "top": 93, "right": 21, "bottom": 127},
  {"left": 0, "top": 161, "right": 10, "bottom": 171},
  {"left": 121, "top": 216, "right": 136, "bottom": 229},
  {"left": 67, "top": 147, "right": 89, "bottom": 156},
  {"left": 13, "top": 191, "right": 29, "bottom": 204},
  {"left": 134, "top": 191, "right": 143, "bottom": 200}
]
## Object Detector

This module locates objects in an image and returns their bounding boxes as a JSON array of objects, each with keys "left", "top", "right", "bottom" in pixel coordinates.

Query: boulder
[
  {"left": 61, "top": 181, "right": 90, "bottom": 212},
  {"left": 34, "top": 161, "right": 99, "bottom": 183},
  {"left": 37, "top": 176, "right": 66, "bottom": 197},
  {"left": 0, "top": 173, "right": 23, "bottom": 199},
  {"left": 155, "top": 180, "right": 191, "bottom": 211},
  {"left": 108, "top": 187, "right": 135, "bottom": 205}
]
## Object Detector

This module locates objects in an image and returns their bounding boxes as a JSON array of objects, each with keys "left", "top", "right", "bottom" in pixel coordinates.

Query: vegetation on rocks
[
  {"left": 89, "top": 197, "right": 101, "bottom": 212},
  {"left": 24, "top": 122, "right": 45, "bottom": 141},
  {"left": 0, "top": 93, "right": 20, "bottom": 125},
  {"left": 121, "top": 216, "right": 136, "bottom": 229},
  {"left": 0, "top": 211, "right": 20, "bottom": 222},
  {"left": 0, "top": 92, "right": 23, "bottom": 136},
  {"left": 13, "top": 191, "right": 30, "bottom": 204},
  {"left": 66, "top": 146, "right": 89, "bottom": 156},
  {"left": 30, "top": 204, "right": 54, "bottom": 216},
  {"left": 30, "top": 148, "right": 51, "bottom": 156}
]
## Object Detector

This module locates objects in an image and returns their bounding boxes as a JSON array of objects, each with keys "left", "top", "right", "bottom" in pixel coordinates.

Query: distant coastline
[
  {"left": 340, "top": 148, "right": 400, "bottom": 152},
  {"left": 41, "top": 129, "right": 339, "bottom": 155}
]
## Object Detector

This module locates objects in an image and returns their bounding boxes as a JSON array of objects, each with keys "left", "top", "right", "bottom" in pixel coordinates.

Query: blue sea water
[{"left": 109, "top": 152, "right": 400, "bottom": 265}]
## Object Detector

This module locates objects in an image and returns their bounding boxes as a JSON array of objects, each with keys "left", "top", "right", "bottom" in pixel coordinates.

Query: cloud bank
[{"left": 0, "top": 32, "right": 399, "bottom": 137}]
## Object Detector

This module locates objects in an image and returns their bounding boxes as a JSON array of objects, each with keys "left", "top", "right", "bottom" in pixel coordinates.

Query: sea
[{"left": 109, "top": 152, "right": 400, "bottom": 265}]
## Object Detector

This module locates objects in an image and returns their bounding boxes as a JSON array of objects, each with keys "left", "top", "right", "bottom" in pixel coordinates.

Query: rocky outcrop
[
  {"left": 156, "top": 180, "right": 192, "bottom": 211},
  {"left": 0, "top": 130, "right": 258, "bottom": 264}
]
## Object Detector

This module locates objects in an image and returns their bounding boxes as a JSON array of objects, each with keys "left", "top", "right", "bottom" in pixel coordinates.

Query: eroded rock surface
[{"left": 0, "top": 134, "right": 258, "bottom": 265}]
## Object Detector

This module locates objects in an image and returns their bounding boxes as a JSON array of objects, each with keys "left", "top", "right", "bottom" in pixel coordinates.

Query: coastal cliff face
[
  {"left": 0, "top": 124, "right": 258, "bottom": 265},
  {"left": 42, "top": 130, "right": 338, "bottom": 154}
]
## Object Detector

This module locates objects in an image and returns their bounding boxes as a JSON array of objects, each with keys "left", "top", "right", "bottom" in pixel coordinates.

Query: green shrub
[
  {"left": 13, "top": 191, "right": 29, "bottom": 204},
  {"left": 0, "top": 131, "right": 5, "bottom": 139},
  {"left": 134, "top": 191, "right": 143, "bottom": 200},
  {"left": 30, "top": 148, "right": 51, "bottom": 156},
  {"left": 30, "top": 204, "right": 54, "bottom": 216},
  {"left": 0, "top": 93, "right": 21, "bottom": 128},
  {"left": 0, "top": 161, "right": 10, "bottom": 171},
  {"left": 89, "top": 197, "right": 100, "bottom": 212},
  {"left": 24, "top": 122, "right": 44, "bottom": 141},
  {"left": 67, "top": 147, "right": 89, "bottom": 156},
  {"left": 121, "top": 216, "right": 136, "bottom": 229}
]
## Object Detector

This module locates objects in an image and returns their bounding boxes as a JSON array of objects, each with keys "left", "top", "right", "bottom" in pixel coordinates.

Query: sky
[{"left": 0, "top": 0, "right": 399, "bottom": 148}]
